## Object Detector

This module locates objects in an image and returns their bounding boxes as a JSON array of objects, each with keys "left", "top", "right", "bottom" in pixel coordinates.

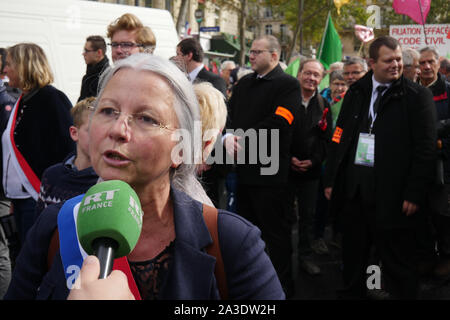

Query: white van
[{"left": 0, "top": 0, "right": 180, "bottom": 104}]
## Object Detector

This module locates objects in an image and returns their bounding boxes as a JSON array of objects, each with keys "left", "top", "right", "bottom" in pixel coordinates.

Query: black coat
[
  {"left": 290, "top": 92, "right": 332, "bottom": 181},
  {"left": 195, "top": 67, "right": 227, "bottom": 97},
  {"left": 12, "top": 85, "right": 75, "bottom": 180},
  {"left": 324, "top": 71, "right": 437, "bottom": 228},
  {"left": 428, "top": 73, "right": 450, "bottom": 184},
  {"left": 227, "top": 64, "right": 301, "bottom": 186},
  {"left": 77, "top": 56, "right": 109, "bottom": 102}
]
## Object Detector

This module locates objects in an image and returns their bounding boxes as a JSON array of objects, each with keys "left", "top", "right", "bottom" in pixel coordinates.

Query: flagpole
[
  {"left": 418, "top": 0, "right": 428, "bottom": 45},
  {"left": 318, "top": 11, "right": 331, "bottom": 62},
  {"left": 358, "top": 42, "right": 364, "bottom": 57}
]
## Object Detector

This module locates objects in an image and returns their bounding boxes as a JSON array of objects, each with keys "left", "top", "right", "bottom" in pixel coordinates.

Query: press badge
[{"left": 354, "top": 133, "right": 375, "bottom": 167}]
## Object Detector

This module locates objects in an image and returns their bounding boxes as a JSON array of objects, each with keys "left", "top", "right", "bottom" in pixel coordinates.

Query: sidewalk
[{"left": 289, "top": 225, "right": 450, "bottom": 300}]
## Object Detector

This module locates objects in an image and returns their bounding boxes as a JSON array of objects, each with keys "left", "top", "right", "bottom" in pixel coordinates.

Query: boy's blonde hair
[
  {"left": 193, "top": 82, "right": 227, "bottom": 158},
  {"left": 71, "top": 97, "right": 95, "bottom": 128}
]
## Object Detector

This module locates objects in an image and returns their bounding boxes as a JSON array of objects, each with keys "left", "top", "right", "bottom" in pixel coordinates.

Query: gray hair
[
  {"left": 329, "top": 61, "right": 344, "bottom": 72},
  {"left": 221, "top": 60, "right": 236, "bottom": 71},
  {"left": 344, "top": 56, "right": 368, "bottom": 71},
  {"left": 419, "top": 46, "right": 439, "bottom": 60},
  {"left": 237, "top": 67, "right": 253, "bottom": 81},
  {"left": 96, "top": 53, "right": 213, "bottom": 206},
  {"left": 330, "top": 70, "right": 345, "bottom": 83},
  {"left": 402, "top": 48, "right": 419, "bottom": 66},
  {"left": 298, "top": 58, "right": 325, "bottom": 76}
]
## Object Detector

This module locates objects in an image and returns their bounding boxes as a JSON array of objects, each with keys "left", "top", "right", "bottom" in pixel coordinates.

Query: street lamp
[{"left": 195, "top": 9, "right": 204, "bottom": 41}]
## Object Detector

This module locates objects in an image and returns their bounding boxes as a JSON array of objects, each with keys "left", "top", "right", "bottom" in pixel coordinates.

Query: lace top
[{"left": 129, "top": 241, "right": 174, "bottom": 300}]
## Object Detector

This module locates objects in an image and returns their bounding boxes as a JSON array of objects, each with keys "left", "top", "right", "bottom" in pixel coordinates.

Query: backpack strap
[
  {"left": 47, "top": 227, "right": 59, "bottom": 270},
  {"left": 202, "top": 203, "right": 228, "bottom": 300},
  {"left": 48, "top": 204, "right": 229, "bottom": 299}
]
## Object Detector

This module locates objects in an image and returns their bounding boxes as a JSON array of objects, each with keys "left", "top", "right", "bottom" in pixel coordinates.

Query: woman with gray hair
[
  {"left": 329, "top": 70, "right": 347, "bottom": 104},
  {"left": 5, "top": 53, "right": 284, "bottom": 300}
]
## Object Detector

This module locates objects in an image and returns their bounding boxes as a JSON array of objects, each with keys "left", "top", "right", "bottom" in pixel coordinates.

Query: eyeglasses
[
  {"left": 404, "top": 65, "right": 420, "bottom": 70},
  {"left": 419, "top": 59, "right": 437, "bottom": 66},
  {"left": 302, "top": 71, "right": 322, "bottom": 78},
  {"left": 343, "top": 71, "right": 363, "bottom": 76},
  {"left": 249, "top": 49, "right": 271, "bottom": 56},
  {"left": 88, "top": 106, "right": 175, "bottom": 133},
  {"left": 108, "top": 42, "right": 143, "bottom": 50},
  {"left": 83, "top": 48, "right": 96, "bottom": 54}
]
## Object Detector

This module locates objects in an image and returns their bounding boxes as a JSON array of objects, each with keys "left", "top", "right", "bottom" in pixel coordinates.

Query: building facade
[
  {"left": 87, "top": 0, "right": 298, "bottom": 64},
  {"left": 247, "top": 2, "right": 293, "bottom": 62}
]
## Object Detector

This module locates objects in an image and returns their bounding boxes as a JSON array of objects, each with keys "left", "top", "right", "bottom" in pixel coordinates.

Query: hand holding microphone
[
  {"left": 68, "top": 180, "right": 143, "bottom": 299},
  {"left": 67, "top": 255, "right": 134, "bottom": 300}
]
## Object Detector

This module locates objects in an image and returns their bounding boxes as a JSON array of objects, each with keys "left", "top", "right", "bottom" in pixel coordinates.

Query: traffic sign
[
  {"left": 199, "top": 26, "right": 220, "bottom": 32},
  {"left": 195, "top": 9, "right": 204, "bottom": 23}
]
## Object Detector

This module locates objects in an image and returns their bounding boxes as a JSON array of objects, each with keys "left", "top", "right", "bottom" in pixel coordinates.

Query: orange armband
[
  {"left": 275, "top": 106, "right": 294, "bottom": 125},
  {"left": 332, "top": 126, "right": 343, "bottom": 144}
]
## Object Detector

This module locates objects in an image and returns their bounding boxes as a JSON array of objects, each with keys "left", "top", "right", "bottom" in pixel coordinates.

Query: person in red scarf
[
  {"left": 329, "top": 70, "right": 348, "bottom": 129},
  {"left": 2, "top": 43, "right": 74, "bottom": 246}
]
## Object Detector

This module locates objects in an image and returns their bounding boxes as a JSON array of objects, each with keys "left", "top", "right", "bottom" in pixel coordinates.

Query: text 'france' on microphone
[{"left": 77, "top": 180, "right": 143, "bottom": 279}]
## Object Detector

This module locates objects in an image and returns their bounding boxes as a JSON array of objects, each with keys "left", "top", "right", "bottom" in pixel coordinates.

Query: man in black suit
[
  {"left": 224, "top": 35, "right": 301, "bottom": 297},
  {"left": 176, "top": 38, "right": 227, "bottom": 96},
  {"left": 78, "top": 36, "right": 109, "bottom": 102},
  {"left": 324, "top": 36, "right": 437, "bottom": 299},
  {"left": 176, "top": 38, "right": 227, "bottom": 208}
]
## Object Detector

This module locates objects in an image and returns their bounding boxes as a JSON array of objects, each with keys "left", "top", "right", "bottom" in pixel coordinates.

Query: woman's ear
[
  {"left": 203, "top": 138, "right": 214, "bottom": 162},
  {"left": 171, "top": 149, "right": 183, "bottom": 169}
]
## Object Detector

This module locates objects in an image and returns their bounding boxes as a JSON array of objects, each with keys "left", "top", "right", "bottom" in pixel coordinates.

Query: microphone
[{"left": 77, "top": 180, "right": 143, "bottom": 279}]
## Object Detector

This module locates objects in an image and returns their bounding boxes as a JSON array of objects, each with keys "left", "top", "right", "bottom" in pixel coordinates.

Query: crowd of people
[{"left": 0, "top": 10, "right": 449, "bottom": 300}]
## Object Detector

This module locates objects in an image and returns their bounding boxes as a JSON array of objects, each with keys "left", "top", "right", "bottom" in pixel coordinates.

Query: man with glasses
[
  {"left": 224, "top": 35, "right": 301, "bottom": 297},
  {"left": 343, "top": 57, "right": 368, "bottom": 87},
  {"left": 402, "top": 48, "right": 420, "bottom": 82},
  {"left": 418, "top": 46, "right": 450, "bottom": 279},
  {"left": 329, "top": 56, "right": 368, "bottom": 135},
  {"left": 106, "top": 13, "right": 156, "bottom": 63},
  {"left": 78, "top": 35, "right": 109, "bottom": 102},
  {"left": 289, "top": 59, "right": 332, "bottom": 276}
]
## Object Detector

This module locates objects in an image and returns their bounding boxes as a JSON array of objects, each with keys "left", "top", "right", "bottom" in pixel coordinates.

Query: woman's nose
[{"left": 108, "top": 113, "right": 132, "bottom": 142}]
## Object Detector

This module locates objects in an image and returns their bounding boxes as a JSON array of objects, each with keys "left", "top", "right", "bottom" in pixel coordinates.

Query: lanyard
[
  {"left": 368, "top": 85, "right": 388, "bottom": 134},
  {"left": 368, "top": 104, "right": 376, "bottom": 134}
]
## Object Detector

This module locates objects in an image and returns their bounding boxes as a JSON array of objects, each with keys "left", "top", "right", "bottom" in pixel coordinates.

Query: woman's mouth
[{"left": 103, "top": 150, "right": 130, "bottom": 166}]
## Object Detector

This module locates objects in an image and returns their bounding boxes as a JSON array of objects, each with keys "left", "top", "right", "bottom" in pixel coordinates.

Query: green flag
[
  {"left": 318, "top": 12, "right": 342, "bottom": 70},
  {"left": 319, "top": 73, "right": 329, "bottom": 92},
  {"left": 284, "top": 57, "right": 301, "bottom": 77}
]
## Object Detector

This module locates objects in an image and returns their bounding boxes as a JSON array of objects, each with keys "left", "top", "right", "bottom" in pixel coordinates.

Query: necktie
[{"left": 373, "top": 85, "right": 387, "bottom": 115}]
